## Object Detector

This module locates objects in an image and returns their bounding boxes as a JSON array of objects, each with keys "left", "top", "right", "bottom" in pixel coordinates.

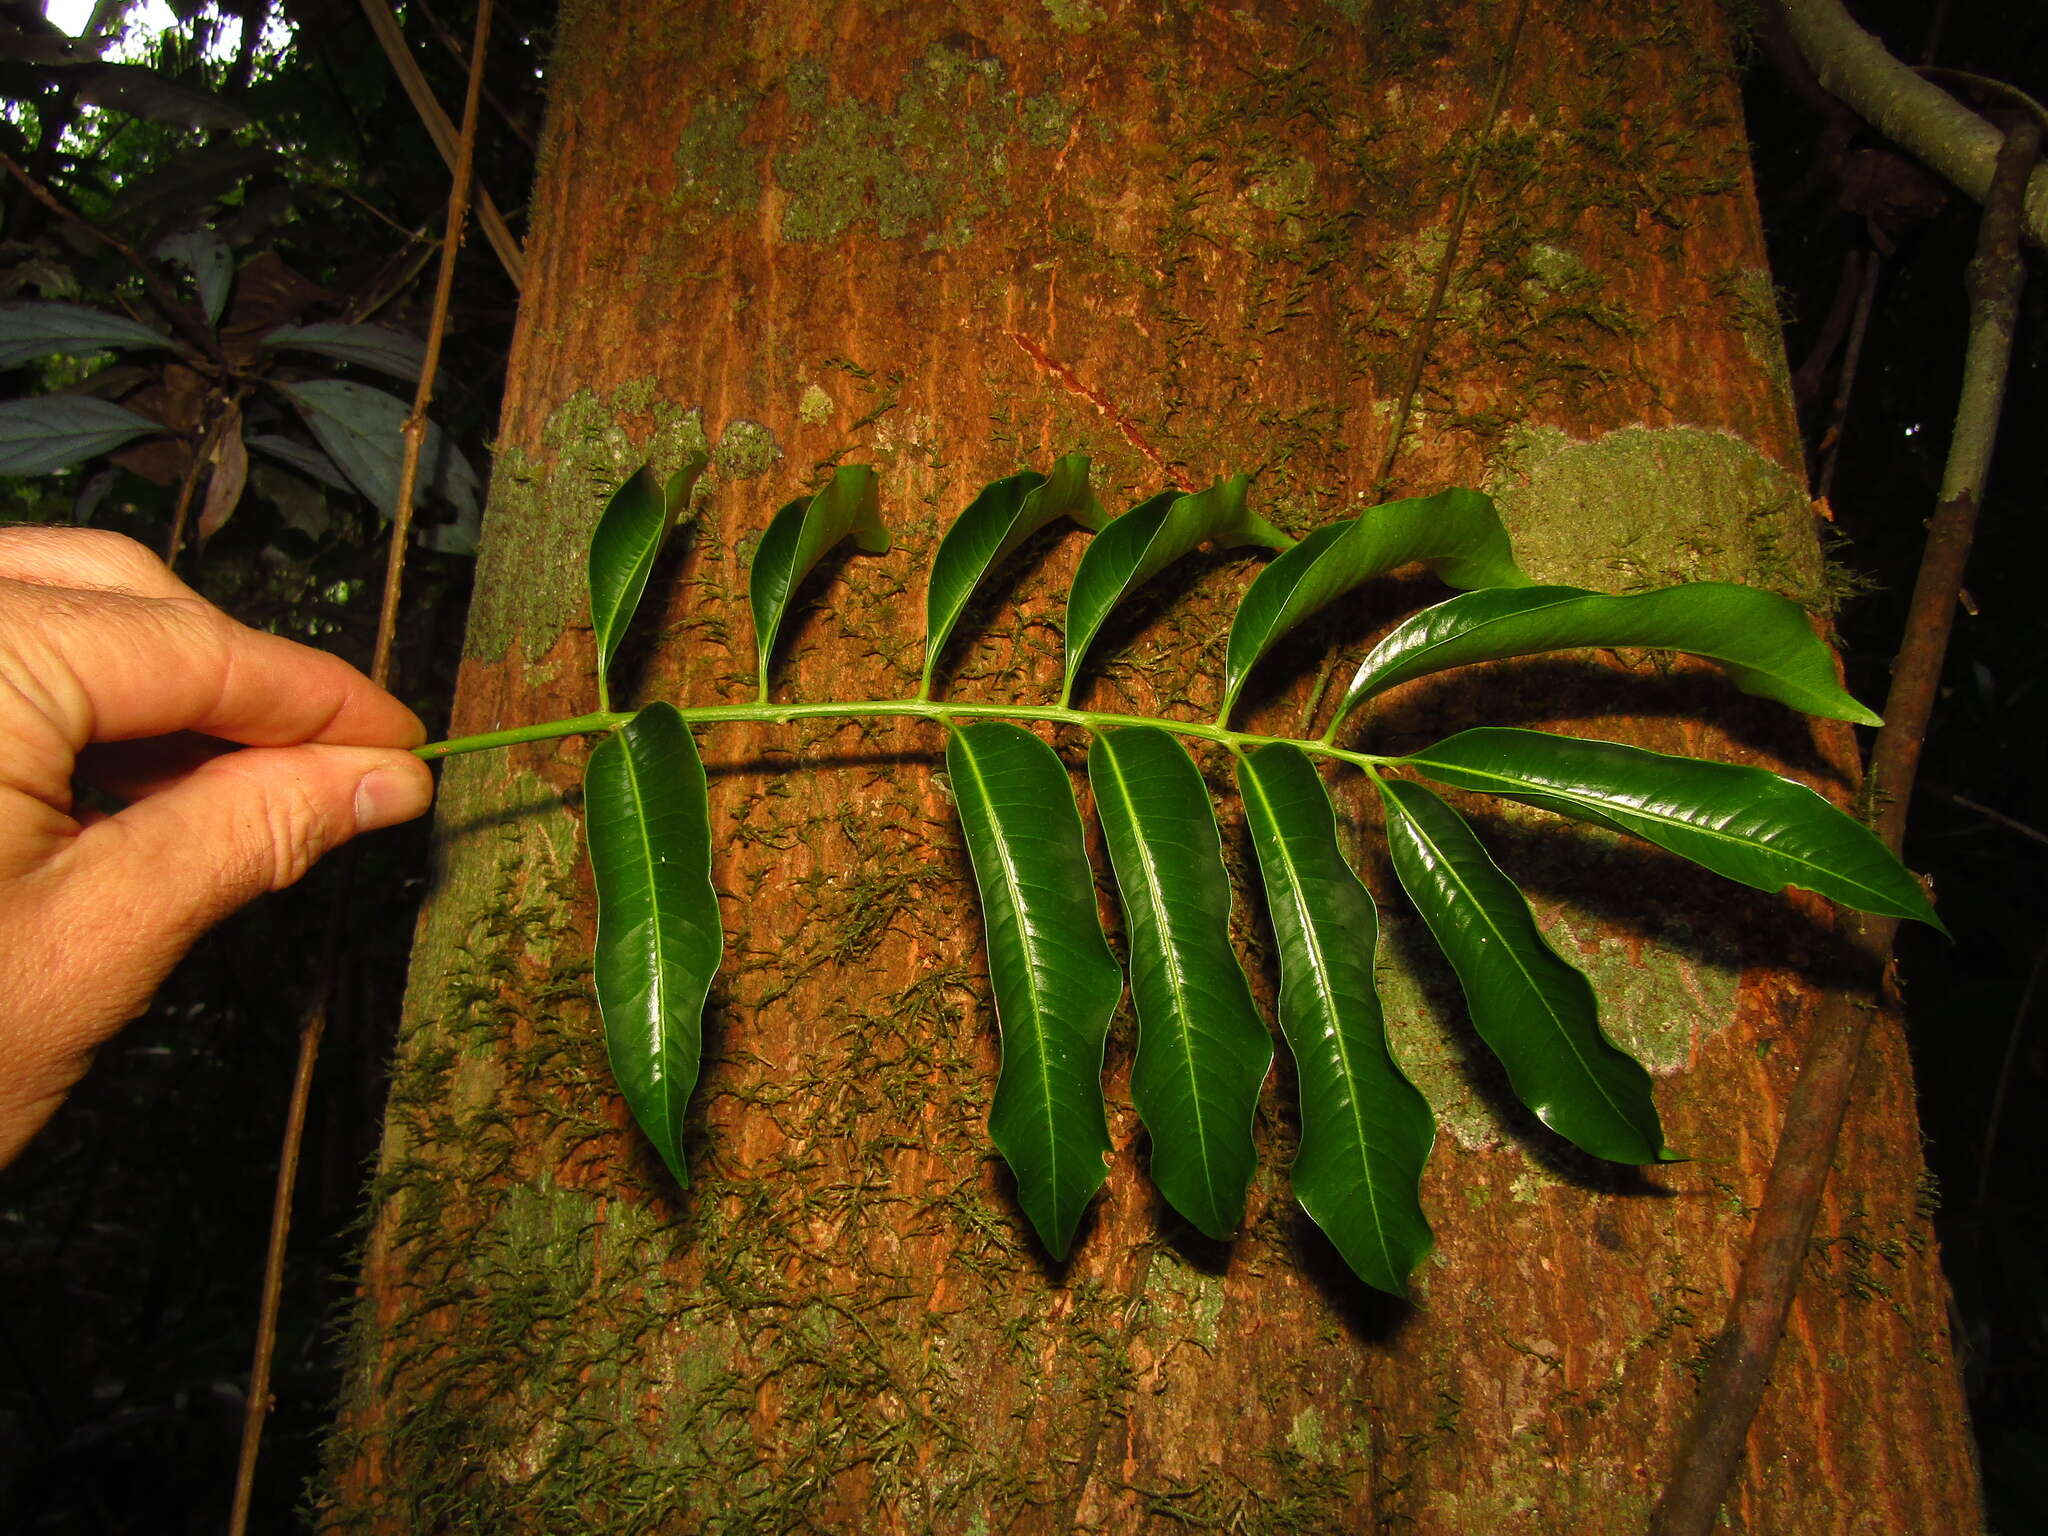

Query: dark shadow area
[
  {"left": 605, "top": 515, "right": 701, "bottom": 709},
  {"left": 921, "top": 518, "right": 1080, "bottom": 701}
]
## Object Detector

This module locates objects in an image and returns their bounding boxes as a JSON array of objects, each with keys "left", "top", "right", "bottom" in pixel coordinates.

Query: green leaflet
[
  {"left": 1238, "top": 745, "right": 1434, "bottom": 1294},
  {"left": 1221, "top": 488, "right": 1531, "bottom": 725},
  {"left": 1089, "top": 726, "right": 1273, "bottom": 1239},
  {"left": 947, "top": 723, "right": 1125, "bottom": 1258},
  {"left": 1376, "top": 776, "right": 1667, "bottom": 1165},
  {"left": 584, "top": 702, "right": 723, "bottom": 1189},
  {"left": 1398, "top": 727, "right": 1943, "bottom": 930},
  {"left": 588, "top": 455, "right": 709, "bottom": 708},
  {"left": 922, "top": 454, "right": 1107, "bottom": 698},
  {"left": 1335, "top": 582, "right": 1881, "bottom": 732},
  {"left": 749, "top": 465, "right": 889, "bottom": 700},
  {"left": 0, "top": 299, "right": 181, "bottom": 369},
  {"left": 1063, "top": 475, "right": 1292, "bottom": 707}
]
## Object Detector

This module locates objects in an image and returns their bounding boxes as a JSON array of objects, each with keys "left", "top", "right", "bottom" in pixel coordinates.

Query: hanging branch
[
  {"left": 1293, "top": 0, "right": 1530, "bottom": 737},
  {"left": 356, "top": 0, "right": 525, "bottom": 289},
  {"left": 372, "top": 0, "right": 492, "bottom": 689},
  {"left": 0, "top": 150, "right": 225, "bottom": 364},
  {"left": 224, "top": 4, "right": 496, "bottom": 1530},
  {"left": 1649, "top": 106, "right": 2040, "bottom": 1536},
  {"left": 1781, "top": 0, "right": 2048, "bottom": 251}
]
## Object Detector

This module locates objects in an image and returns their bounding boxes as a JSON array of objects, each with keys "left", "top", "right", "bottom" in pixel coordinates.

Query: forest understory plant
[{"left": 420, "top": 453, "right": 1941, "bottom": 1298}]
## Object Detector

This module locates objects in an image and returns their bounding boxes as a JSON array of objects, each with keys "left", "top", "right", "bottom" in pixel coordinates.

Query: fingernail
[{"left": 354, "top": 765, "right": 431, "bottom": 833}]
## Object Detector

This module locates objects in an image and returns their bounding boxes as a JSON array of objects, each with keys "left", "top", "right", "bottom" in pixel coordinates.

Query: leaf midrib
[
  {"left": 1372, "top": 594, "right": 1785, "bottom": 703},
  {"left": 1410, "top": 748, "right": 1887, "bottom": 902},
  {"left": 952, "top": 731, "right": 1067, "bottom": 1224},
  {"left": 614, "top": 732, "right": 675, "bottom": 1134},
  {"left": 1095, "top": 737, "right": 1224, "bottom": 1217},
  {"left": 1241, "top": 766, "right": 1398, "bottom": 1273},
  {"left": 1390, "top": 785, "right": 1639, "bottom": 1140}
]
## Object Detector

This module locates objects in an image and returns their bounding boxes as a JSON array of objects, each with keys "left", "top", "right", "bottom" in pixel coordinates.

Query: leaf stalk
[{"left": 416, "top": 698, "right": 1400, "bottom": 772}]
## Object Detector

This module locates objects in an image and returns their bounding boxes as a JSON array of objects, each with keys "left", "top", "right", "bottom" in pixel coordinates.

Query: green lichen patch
[
  {"left": 1486, "top": 424, "right": 1822, "bottom": 603},
  {"left": 710, "top": 417, "right": 782, "bottom": 481},
  {"left": 774, "top": 43, "right": 1076, "bottom": 248},
  {"left": 1541, "top": 909, "right": 1738, "bottom": 1075},
  {"left": 671, "top": 89, "right": 764, "bottom": 232},
  {"left": 797, "top": 383, "right": 835, "bottom": 425},
  {"left": 468, "top": 384, "right": 714, "bottom": 663},
  {"left": 1042, "top": 0, "right": 1107, "bottom": 32}
]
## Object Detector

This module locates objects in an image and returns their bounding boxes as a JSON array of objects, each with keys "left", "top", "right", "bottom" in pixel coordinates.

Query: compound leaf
[
  {"left": 1338, "top": 582, "right": 1881, "bottom": 730},
  {"left": 589, "top": 456, "right": 709, "bottom": 700},
  {"left": 1398, "top": 727, "right": 1942, "bottom": 930},
  {"left": 1238, "top": 744, "right": 1434, "bottom": 1294},
  {"left": 948, "top": 722, "right": 1125, "bottom": 1258},
  {"left": 585, "top": 702, "right": 722, "bottom": 1190},
  {"left": 923, "top": 454, "right": 1106, "bottom": 696},
  {"left": 1222, "top": 487, "right": 1531, "bottom": 724},
  {"left": 0, "top": 300, "right": 180, "bottom": 369},
  {"left": 1064, "top": 475, "right": 1291, "bottom": 706},
  {"left": 0, "top": 396, "right": 165, "bottom": 474},
  {"left": 1377, "top": 776, "right": 1667, "bottom": 1164},
  {"left": 749, "top": 465, "right": 888, "bottom": 700},
  {"left": 1089, "top": 726, "right": 1272, "bottom": 1238}
]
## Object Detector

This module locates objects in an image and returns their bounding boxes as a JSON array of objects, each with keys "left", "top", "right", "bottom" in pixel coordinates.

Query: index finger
[{"left": 0, "top": 528, "right": 425, "bottom": 751}]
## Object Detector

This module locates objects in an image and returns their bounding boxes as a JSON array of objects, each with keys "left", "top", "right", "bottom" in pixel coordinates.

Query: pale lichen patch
[
  {"left": 1486, "top": 424, "right": 1821, "bottom": 603},
  {"left": 773, "top": 44, "right": 1078, "bottom": 249},
  {"left": 468, "top": 383, "right": 713, "bottom": 663}
]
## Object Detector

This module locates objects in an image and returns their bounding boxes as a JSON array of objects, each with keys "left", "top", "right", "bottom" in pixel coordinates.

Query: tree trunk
[{"left": 322, "top": 1, "right": 1980, "bottom": 1530}]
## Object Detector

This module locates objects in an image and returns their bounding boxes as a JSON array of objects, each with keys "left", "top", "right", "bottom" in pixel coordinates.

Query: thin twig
[
  {"left": 224, "top": 900, "right": 343, "bottom": 1536},
  {"left": 356, "top": 0, "right": 524, "bottom": 290},
  {"left": 1977, "top": 939, "right": 2046, "bottom": 1212},
  {"left": 373, "top": 0, "right": 492, "bottom": 688},
  {"left": 409, "top": 0, "right": 538, "bottom": 151},
  {"left": 226, "top": 6, "right": 495, "bottom": 1527},
  {"left": 1814, "top": 245, "right": 1879, "bottom": 502},
  {"left": 1940, "top": 789, "right": 2048, "bottom": 851},
  {"left": 1648, "top": 110, "right": 2039, "bottom": 1536},
  {"left": 1292, "top": 0, "right": 1530, "bottom": 739},
  {"left": 0, "top": 151, "right": 223, "bottom": 364},
  {"left": 161, "top": 425, "right": 212, "bottom": 568},
  {"left": 1372, "top": 0, "right": 1530, "bottom": 496}
]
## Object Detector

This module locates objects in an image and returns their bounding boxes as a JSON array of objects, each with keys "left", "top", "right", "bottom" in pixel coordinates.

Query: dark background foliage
[{"left": 0, "top": 0, "right": 2041, "bottom": 1529}]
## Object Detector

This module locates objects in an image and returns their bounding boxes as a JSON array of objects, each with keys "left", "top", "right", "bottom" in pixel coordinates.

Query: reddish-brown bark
[{"left": 324, "top": 3, "right": 1979, "bottom": 1531}]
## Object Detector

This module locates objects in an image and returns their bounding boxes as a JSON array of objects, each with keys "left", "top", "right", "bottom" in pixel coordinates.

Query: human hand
[{"left": 0, "top": 526, "right": 436, "bottom": 1165}]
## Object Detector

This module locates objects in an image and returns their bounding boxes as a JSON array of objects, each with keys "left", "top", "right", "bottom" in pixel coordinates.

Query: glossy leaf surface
[
  {"left": 278, "top": 380, "right": 481, "bottom": 516},
  {"left": 589, "top": 456, "right": 710, "bottom": 693},
  {"left": 1399, "top": 727, "right": 1942, "bottom": 929},
  {"left": 156, "top": 230, "right": 233, "bottom": 326},
  {"left": 0, "top": 397, "right": 165, "bottom": 474},
  {"left": 1338, "top": 582, "right": 1881, "bottom": 729},
  {"left": 260, "top": 321, "right": 428, "bottom": 383},
  {"left": 948, "top": 723, "right": 1124, "bottom": 1257},
  {"left": 1222, "top": 487, "right": 1531, "bottom": 722},
  {"left": 1238, "top": 745, "right": 1434, "bottom": 1293},
  {"left": 1063, "top": 475, "right": 1290, "bottom": 705},
  {"left": 1377, "top": 777, "right": 1666, "bottom": 1164},
  {"left": 749, "top": 465, "right": 888, "bottom": 699},
  {"left": 1089, "top": 726, "right": 1272, "bottom": 1238},
  {"left": 245, "top": 433, "right": 354, "bottom": 494},
  {"left": 923, "top": 454, "right": 1106, "bottom": 695},
  {"left": 0, "top": 300, "right": 179, "bottom": 368},
  {"left": 585, "top": 703, "right": 723, "bottom": 1189}
]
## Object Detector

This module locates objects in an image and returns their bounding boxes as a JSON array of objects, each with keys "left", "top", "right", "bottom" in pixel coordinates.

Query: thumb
[{"left": 73, "top": 742, "right": 435, "bottom": 951}]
